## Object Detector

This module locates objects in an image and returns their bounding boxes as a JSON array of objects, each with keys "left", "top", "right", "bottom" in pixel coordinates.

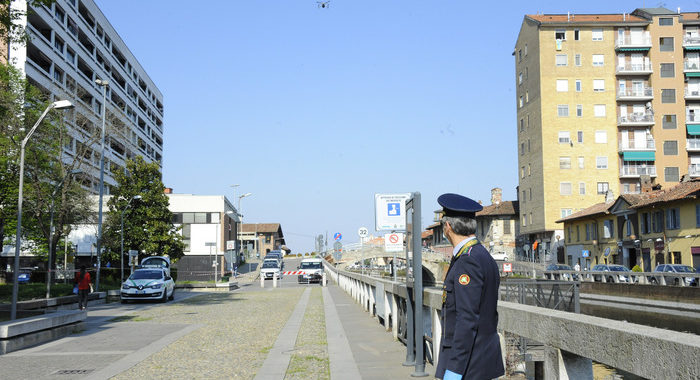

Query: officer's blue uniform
[{"left": 435, "top": 193, "right": 504, "bottom": 380}]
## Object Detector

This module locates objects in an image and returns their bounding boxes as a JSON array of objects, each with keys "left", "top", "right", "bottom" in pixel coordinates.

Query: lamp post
[
  {"left": 46, "top": 169, "right": 81, "bottom": 299},
  {"left": 94, "top": 78, "right": 109, "bottom": 292},
  {"left": 120, "top": 195, "right": 142, "bottom": 284},
  {"left": 11, "top": 100, "right": 74, "bottom": 320},
  {"left": 238, "top": 193, "right": 252, "bottom": 263}
]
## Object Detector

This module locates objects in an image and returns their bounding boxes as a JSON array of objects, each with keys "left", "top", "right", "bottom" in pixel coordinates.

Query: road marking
[
  {"left": 254, "top": 287, "right": 311, "bottom": 380},
  {"left": 323, "top": 286, "right": 362, "bottom": 379}
]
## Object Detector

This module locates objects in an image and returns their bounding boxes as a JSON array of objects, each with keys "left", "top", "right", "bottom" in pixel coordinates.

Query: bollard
[
  {"left": 260, "top": 274, "right": 264, "bottom": 288},
  {"left": 273, "top": 272, "right": 278, "bottom": 288},
  {"left": 322, "top": 272, "right": 327, "bottom": 287}
]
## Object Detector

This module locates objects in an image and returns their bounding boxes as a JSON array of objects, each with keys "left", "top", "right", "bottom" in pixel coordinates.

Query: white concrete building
[{"left": 8, "top": 0, "right": 164, "bottom": 195}]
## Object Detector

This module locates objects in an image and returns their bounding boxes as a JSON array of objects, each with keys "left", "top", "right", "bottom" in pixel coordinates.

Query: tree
[
  {"left": 1, "top": 1, "right": 54, "bottom": 47},
  {"left": 104, "top": 156, "right": 183, "bottom": 264}
]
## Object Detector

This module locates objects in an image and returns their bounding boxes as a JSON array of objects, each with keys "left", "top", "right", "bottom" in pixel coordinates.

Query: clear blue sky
[{"left": 95, "top": 0, "right": 697, "bottom": 252}]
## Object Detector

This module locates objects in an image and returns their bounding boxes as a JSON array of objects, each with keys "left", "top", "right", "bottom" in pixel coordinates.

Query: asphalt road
[{"left": 239, "top": 257, "right": 326, "bottom": 291}]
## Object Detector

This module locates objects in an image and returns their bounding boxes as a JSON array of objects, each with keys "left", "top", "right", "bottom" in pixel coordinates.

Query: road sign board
[
  {"left": 384, "top": 233, "right": 404, "bottom": 253},
  {"left": 503, "top": 262, "right": 513, "bottom": 273},
  {"left": 128, "top": 250, "right": 138, "bottom": 258},
  {"left": 226, "top": 240, "right": 236, "bottom": 250},
  {"left": 358, "top": 227, "right": 369, "bottom": 238},
  {"left": 375, "top": 193, "right": 411, "bottom": 231},
  {"left": 334, "top": 232, "right": 342, "bottom": 241}
]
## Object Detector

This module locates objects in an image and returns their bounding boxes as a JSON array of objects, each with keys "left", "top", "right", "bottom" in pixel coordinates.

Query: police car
[{"left": 121, "top": 261, "right": 175, "bottom": 303}]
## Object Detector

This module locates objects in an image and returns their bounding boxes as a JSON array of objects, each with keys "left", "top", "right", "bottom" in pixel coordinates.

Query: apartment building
[
  {"left": 514, "top": 7, "right": 700, "bottom": 260},
  {"left": 5, "top": 0, "right": 163, "bottom": 195}
]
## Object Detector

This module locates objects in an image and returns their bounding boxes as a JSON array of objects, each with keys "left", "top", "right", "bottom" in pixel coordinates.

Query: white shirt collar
[{"left": 453, "top": 236, "right": 477, "bottom": 257}]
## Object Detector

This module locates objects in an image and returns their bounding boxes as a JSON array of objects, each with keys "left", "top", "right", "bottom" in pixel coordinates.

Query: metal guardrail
[
  {"left": 544, "top": 270, "right": 700, "bottom": 286},
  {"left": 501, "top": 280, "right": 580, "bottom": 313}
]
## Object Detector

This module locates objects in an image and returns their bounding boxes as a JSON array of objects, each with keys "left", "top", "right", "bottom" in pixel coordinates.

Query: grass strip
[{"left": 285, "top": 287, "right": 329, "bottom": 380}]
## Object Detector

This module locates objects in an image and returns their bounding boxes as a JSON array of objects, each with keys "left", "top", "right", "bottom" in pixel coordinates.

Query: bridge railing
[
  {"left": 323, "top": 261, "right": 700, "bottom": 380},
  {"left": 544, "top": 270, "right": 700, "bottom": 286}
]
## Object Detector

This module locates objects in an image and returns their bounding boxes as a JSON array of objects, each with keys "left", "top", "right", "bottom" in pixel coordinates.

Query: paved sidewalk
[{"left": 324, "top": 284, "right": 435, "bottom": 379}]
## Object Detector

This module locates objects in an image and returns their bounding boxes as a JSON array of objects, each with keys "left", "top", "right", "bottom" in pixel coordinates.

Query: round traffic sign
[
  {"left": 334, "top": 232, "right": 342, "bottom": 241},
  {"left": 358, "top": 227, "right": 369, "bottom": 238},
  {"left": 389, "top": 234, "right": 399, "bottom": 243}
]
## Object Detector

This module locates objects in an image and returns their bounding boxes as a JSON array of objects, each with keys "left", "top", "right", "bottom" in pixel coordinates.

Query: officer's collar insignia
[{"left": 458, "top": 274, "right": 470, "bottom": 285}]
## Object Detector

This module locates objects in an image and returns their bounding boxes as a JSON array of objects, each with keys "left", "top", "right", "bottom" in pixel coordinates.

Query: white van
[{"left": 298, "top": 257, "right": 324, "bottom": 284}]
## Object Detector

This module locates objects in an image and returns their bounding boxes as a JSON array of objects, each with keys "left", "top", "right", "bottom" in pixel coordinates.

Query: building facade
[
  {"left": 239, "top": 224, "right": 287, "bottom": 257},
  {"left": 515, "top": 8, "right": 700, "bottom": 260},
  {"left": 6, "top": 0, "right": 163, "bottom": 195},
  {"left": 475, "top": 188, "right": 520, "bottom": 261},
  {"left": 557, "top": 179, "right": 700, "bottom": 270}
]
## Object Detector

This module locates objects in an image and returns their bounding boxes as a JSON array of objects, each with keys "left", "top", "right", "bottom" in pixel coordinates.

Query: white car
[
  {"left": 491, "top": 252, "right": 508, "bottom": 261},
  {"left": 121, "top": 268, "right": 175, "bottom": 303},
  {"left": 260, "top": 259, "right": 282, "bottom": 280},
  {"left": 297, "top": 258, "right": 324, "bottom": 284}
]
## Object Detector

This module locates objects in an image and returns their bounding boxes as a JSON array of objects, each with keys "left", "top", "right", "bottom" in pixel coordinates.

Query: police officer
[{"left": 435, "top": 193, "right": 504, "bottom": 380}]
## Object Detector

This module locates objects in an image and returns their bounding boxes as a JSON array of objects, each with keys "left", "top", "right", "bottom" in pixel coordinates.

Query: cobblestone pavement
[
  {"left": 112, "top": 288, "right": 305, "bottom": 380},
  {"left": 285, "top": 287, "right": 329, "bottom": 380}
]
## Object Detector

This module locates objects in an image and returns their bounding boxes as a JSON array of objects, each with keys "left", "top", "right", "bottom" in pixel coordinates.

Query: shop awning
[
  {"left": 685, "top": 46, "right": 700, "bottom": 51},
  {"left": 688, "top": 124, "right": 700, "bottom": 135},
  {"left": 622, "top": 151, "right": 655, "bottom": 161},
  {"left": 686, "top": 72, "right": 700, "bottom": 77}
]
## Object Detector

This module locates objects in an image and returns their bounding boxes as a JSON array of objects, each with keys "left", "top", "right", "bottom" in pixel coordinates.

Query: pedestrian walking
[
  {"left": 574, "top": 262, "right": 581, "bottom": 272},
  {"left": 75, "top": 265, "right": 92, "bottom": 310},
  {"left": 435, "top": 193, "right": 505, "bottom": 380}
]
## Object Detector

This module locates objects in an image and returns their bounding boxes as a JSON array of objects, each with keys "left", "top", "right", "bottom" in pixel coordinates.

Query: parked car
[
  {"left": 260, "top": 259, "right": 282, "bottom": 280},
  {"left": 590, "top": 264, "right": 631, "bottom": 283},
  {"left": 297, "top": 258, "right": 324, "bottom": 284},
  {"left": 545, "top": 264, "right": 579, "bottom": 280},
  {"left": 651, "top": 264, "right": 697, "bottom": 286},
  {"left": 121, "top": 268, "right": 175, "bottom": 303},
  {"left": 491, "top": 252, "right": 508, "bottom": 261},
  {"left": 264, "top": 253, "right": 284, "bottom": 269}
]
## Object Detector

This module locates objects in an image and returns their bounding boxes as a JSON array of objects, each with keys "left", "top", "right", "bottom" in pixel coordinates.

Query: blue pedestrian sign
[
  {"left": 334, "top": 232, "right": 342, "bottom": 241},
  {"left": 582, "top": 250, "right": 590, "bottom": 258},
  {"left": 387, "top": 203, "right": 400, "bottom": 217}
]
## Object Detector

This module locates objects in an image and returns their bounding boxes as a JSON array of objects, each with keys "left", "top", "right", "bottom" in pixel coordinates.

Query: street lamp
[
  {"left": 11, "top": 100, "right": 74, "bottom": 320},
  {"left": 120, "top": 195, "right": 142, "bottom": 284},
  {"left": 238, "top": 192, "right": 252, "bottom": 213},
  {"left": 46, "top": 169, "right": 81, "bottom": 299},
  {"left": 94, "top": 78, "right": 108, "bottom": 292}
]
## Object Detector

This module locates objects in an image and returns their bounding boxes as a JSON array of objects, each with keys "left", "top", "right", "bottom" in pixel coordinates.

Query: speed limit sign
[{"left": 358, "top": 227, "right": 369, "bottom": 238}]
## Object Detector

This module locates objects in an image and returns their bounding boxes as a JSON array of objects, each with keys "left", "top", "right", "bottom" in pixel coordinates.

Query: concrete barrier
[{"left": 0, "top": 309, "right": 86, "bottom": 355}]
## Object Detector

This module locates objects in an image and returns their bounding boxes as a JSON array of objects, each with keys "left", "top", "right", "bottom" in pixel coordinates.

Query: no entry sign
[{"left": 384, "top": 233, "right": 404, "bottom": 253}]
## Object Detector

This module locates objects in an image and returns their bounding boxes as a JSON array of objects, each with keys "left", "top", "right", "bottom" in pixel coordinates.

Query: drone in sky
[{"left": 317, "top": 1, "right": 330, "bottom": 8}]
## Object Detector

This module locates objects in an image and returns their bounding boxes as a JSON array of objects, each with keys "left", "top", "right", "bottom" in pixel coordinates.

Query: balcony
[
  {"left": 687, "top": 113, "right": 700, "bottom": 123},
  {"left": 620, "top": 164, "right": 656, "bottom": 178},
  {"left": 619, "top": 139, "right": 655, "bottom": 151},
  {"left": 618, "top": 113, "right": 655, "bottom": 126},
  {"left": 615, "top": 62, "right": 653, "bottom": 75},
  {"left": 689, "top": 164, "right": 700, "bottom": 177},
  {"left": 615, "top": 34, "right": 652, "bottom": 50},
  {"left": 685, "top": 88, "right": 700, "bottom": 101},
  {"left": 683, "top": 35, "right": 700, "bottom": 49},
  {"left": 616, "top": 87, "right": 653, "bottom": 101},
  {"left": 684, "top": 60, "right": 700, "bottom": 73},
  {"left": 687, "top": 138, "right": 700, "bottom": 152}
]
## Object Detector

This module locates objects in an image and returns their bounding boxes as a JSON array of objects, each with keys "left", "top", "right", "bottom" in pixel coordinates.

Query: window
[
  {"left": 660, "top": 37, "right": 674, "bottom": 52},
  {"left": 575, "top": 54, "right": 581, "bottom": 66},
  {"left": 558, "top": 105, "right": 569, "bottom": 117},
  {"left": 558, "top": 131, "right": 571, "bottom": 143},
  {"left": 660, "top": 63, "right": 674, "bottom": 78},
  {"left": 53, "top": 66, "right": 63, "bottom": 82},
  {"left": 585, "top": 224, "right": 590, "bottom": 240},
  {"left": 579, "top": 182, "right": 586, "bottom": 195},
  {"left": 666, "top": 208, "right": 681, "bottom": 229},
  {"left": 597, "top": 182, "right": 609, "bottom": 194},
  {"left": 595, "top": 131, "right": 607, "bottom": 143},
  {"left": 576, "top": 225, "right": 580, "bottom": 241},
  {"left": 560, "top": 182, "right": 572, "bottom": 195},
  {"left": 593, "top": 80, "right": 605, "bottom": 92},
  {"left": 577, "top": 130, "right": 583, "bottom": 143},
  {"left": 596, "top": 156, "right": 608, "bottom": 169},
  {"left": 653, "top": 211, "right": 664, "bottom": 233},
  {"left": 663, "top": 115, "right": 677, "bottom": 129},
  {"left": 503, "top": 220, "right": 511, "bottom": 234},
  {"left": 526, "top": 91, "right": 529, "bottom": 102},
  {"left": 519, "top": 96, "right": 523, "bottom": 108},
  {"left": 603, "top": 220, "right": 614, "bottom": 238},
  {"left": 578, "top": 156, "right": 585, "bottom": 168},
  {"left": 522, "top": 190, "right": 526, "bottom": 202},
  {"left": 560, "top": 156, "right": 571, "bottom": 169},
  {"left": 574, "top": 30, "right": 580, "bottom": 40},
  {"left": 519, "top": 118, "right": 524, "bottom": 131},
  {"left": 518, "top": 50, "right": 522, "bottom": 62},
  {"left": 659, "top": 17, "right": 673, "bottom": 26},
  {"left": 594, "top": 104, "right": 606, "bottom": 117},
  {"left": 592, "top": 54, "right": 604, "bottom": 66},
  {"left": 561, "top": 209, "right": 573, "bottom": 218},
  {"left": 556, "top": 30, "right": 566, "bottom": 40},
  {"left": 54, "top": 36, "right": 64, "bottom": 53},
  {"left": 521, "top": 166, "right": 525, "bottom": 178},
  {"left": 525, "top": 44, "right": 528, "bottom": 56},
  {"left": 556, "top": 54, "right": 568, "bottom": 66},
  {"left": 529, "top": 188, "right": 532, "bottom": 200},
  {"left": 556, "top": 79, "right": 568, "bottom": 92},
  {"left": 696, "top": 204, "right": 700, "bottom": 227},
  {"left": 663, "top": 140, "right": 678, "bottom": 155},
  {"left": 661, "top": 89, "right": 676, "bottom": 103},
  {"left": 576, "top": 105, "right": 582, "bottom": 117},
  {"left": 575, "top": 80, "right": 582, "bottom": 92},
  {"left": 520, "top": 142, "right": 525, "bottom": 155},
  {"left": 54, "top": 5, "right": 66, "bottom": 22},
  {"left": 528, "top": 139, "right": 530, "bottom": 152},
  {"left": 625, "top": 219, "right": 632, "bottom": 236},
  {"left": 592, "top": 29, "right": 603, "bottom": 41},
  {"left": 519, "top": 72, "right": 523, "bottom": 84},
  {"left": 528, "top": 164, "right": 531, "bottom": 176},
  {"left": 664, "top": 167, "right": 679, "bottom": 182},
  {"left": 522, "top": 215, "right": 527, "bottom": 227},
  {"left": 641, "top": 213, "right": 651, "bottom": 234},
  {"left": 66, "top": 48, "right": 75, "bottom": 64},
  {"left": 529, "top": 213, "right": 532, "bottom": 225}
]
